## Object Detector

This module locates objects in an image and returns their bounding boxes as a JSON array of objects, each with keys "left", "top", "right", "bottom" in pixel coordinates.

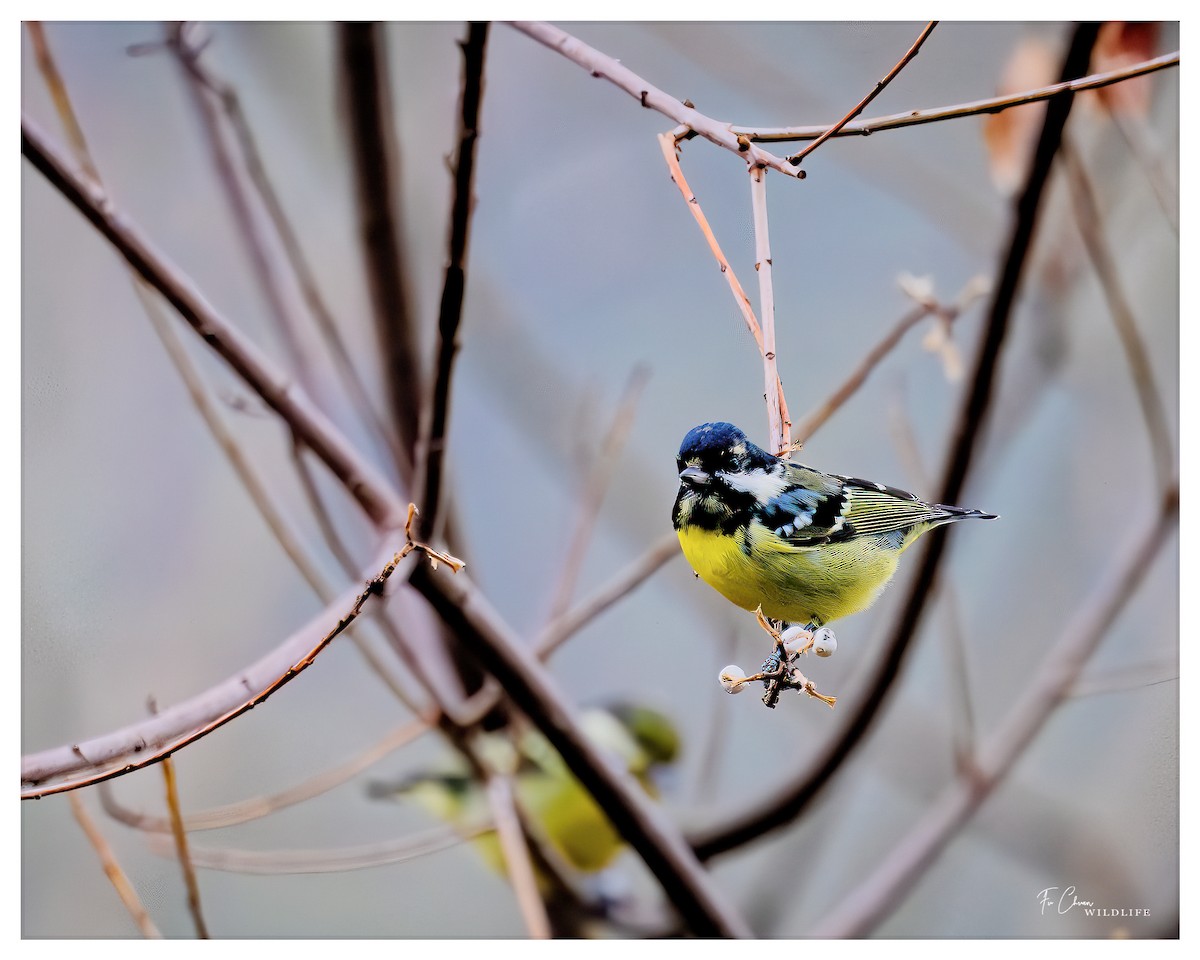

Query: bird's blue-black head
[{"left": 676, "top": 422, "right": 775, "bottom": 476}]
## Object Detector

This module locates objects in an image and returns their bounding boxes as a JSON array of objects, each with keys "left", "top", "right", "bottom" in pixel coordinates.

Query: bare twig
[
  {"left": 487, "top": 775, "right": 552, "bottom": 938},
  {"left": 888, "top": 389, "right": 977, "bottom": 770},
  {"left": 159, "top": 754, "right": 210, "bottom": 938},
  {"left": 68, "top": 792, "right": 163, "bottom": 938},
  {"left": 749, "top": 166, "right": 791, "bottom": 455},
  {"left": 165, "top": 22, "right": 321, "bottom": 400},
  {"left": 657, "top": 133, "right": 790, "bottom": 434},
  {"left": 690, "top": 23, "right": 1103, "bottom": 862},
  {"left": 22, "top": 545, "right": 413, "bottom": 796},
  {"left": 99, "top": 719, "right": 430, "bottom": 832},
  {"left": 545, "top": 366, "right": 649, "bottom": 624},
  {"left": 150, "top": 825, "right": 478, "bottom": 874},
  {"left": 1103, "top": 103, "right": 1178, "bottom": 234},
  {"left": 813, "top": 487, "right": 1177, "bottom": 937},
  {"left": 732, "top": 51, "right": 1178, "bottom": 143},
  {"left": 793, "top": 277, "right": 989, "bottom": 444},
  {"left": 416, "top": 21, "right": 489, "bottom": 541},
  {"left": 168, "top": 23, "right": 409, "bottom": 469},
  {"left": 537, "top": 533, "right": 680, "bottom": 659},
  {"left": 1061, "top": 138, "right": 1174, "bottom": 492},
  {"left": 511, "top": 20, "right": 802, "bottom": 179},
  {"left": 787, "top": 21, "right": 937, "bottom": 166},
  {"left": 25, "top": 23, "right": 102, "bottom": 185},
  {"left": 339, "top": 23, "right": 423, "bottom": 478}
]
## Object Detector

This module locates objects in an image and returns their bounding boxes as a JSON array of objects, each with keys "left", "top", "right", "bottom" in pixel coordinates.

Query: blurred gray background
[{"left": 22, "top": 21, "right": 1178, "bottom": 937}]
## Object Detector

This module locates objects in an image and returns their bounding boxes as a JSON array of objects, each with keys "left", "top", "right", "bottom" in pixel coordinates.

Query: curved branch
[
  {"left": 22, "top": 548, "right": 412, "bottom": 797},
  {"left": 510, "top": 20, "right": 802, "bottom": 179}
]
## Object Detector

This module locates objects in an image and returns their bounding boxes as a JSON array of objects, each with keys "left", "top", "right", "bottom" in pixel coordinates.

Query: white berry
[
  {"left": 813, "top": 628, "right": 837, "bottom": 658},
  {"left": 719, "top": 664, "right": 747, "bottom": 693}
]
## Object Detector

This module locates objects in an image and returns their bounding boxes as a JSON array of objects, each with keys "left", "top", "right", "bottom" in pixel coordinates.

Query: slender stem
[
  {"left": 690, "top": 23, "right": 1103, "bottom": 862},
  {"left": 794, "top": 303, "right": 933, "bottom": 444},
  {"left": 150, "top": 826, "right": 477, "bottom": 874},
  {"left": 170, "top": 24, "right": 409, "bottom": 471},
  {"left": 511, "top": 20, "right": 801, "bottom": 179},
  {"left": 537, "top": 534, "right": 680, "bottom": 659},
  {"left": 417, "top": 21, "right": 489, "bottom": 537},
  {"left": 657, "top": 133, "right": 790, "bottom": 434},
  {"left": 544, "top": 365, "right": 649, "bottom": 624},
  {"left": 25, "top": 22, "right": 102, "bottom": 185},
  {"left": 788, "top": 21, "right": 937, "bottom": 165},
  {"left": 68, "top": 792, "right": 163, "bottom": 938},
  {"left": 1061, "top": 138, "right": 1174, "bottom": 492},
  {"left": 732, "top": 52, "right": 1178, "bottom": 143},
  {"left": 99, "top": 719, "right": 430, "bottom": 832},
  {"left": 749, "top": 166, "right": 790, "bottom": 455},
  {"left": 339, "top": 23, "right": 422, "bottom": 478},
  {"left": 486, "top": 774, "right": 552, "bottom": 939},
  {"left": 160, "top": 755, "right": 210, "bottom": 938},
  {"left": 813, "top": 487, "right": 1177, "bottom": 937},
  {"left": 166, "top": 22, "right": 321, "bottom": 401}
]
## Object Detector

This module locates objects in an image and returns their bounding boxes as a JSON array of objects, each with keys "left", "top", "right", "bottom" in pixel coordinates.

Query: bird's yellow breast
[{"left": 676, "top": 522, "right": 917, "bottom": 626}]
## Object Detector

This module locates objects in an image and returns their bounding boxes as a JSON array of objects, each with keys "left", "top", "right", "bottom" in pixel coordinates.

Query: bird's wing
[{"left": 762, "top": 463, "right": 947, "bottom": 545}]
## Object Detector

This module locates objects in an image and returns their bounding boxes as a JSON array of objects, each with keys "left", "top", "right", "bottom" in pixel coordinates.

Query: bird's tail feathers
[{"left": 934, "top": 504, "right": 998, "bottom": 525}]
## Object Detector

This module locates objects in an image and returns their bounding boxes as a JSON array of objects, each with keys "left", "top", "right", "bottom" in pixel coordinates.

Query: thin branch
[
  {"left": 409, "top": 562, "right": 751, "bottom": 939},
  {"left": 657, "top": 133, "right": 790, "bottom": 433},
  {"left": 21, "top": 116, "right": 410, "bottom": 533},
  {"left": 732, "top": 51, "right": 1178, "bottom": 143},
  {"left": 749, "top": 165, "right": 790, "bottom": 454},
  {"left": 1061, "top": 137, "right": 1174, "bottom": 492},
  {"left": 165, "top": 22, "right": 321, "bottom": 400},
  {"left": 339, "top": 22, "right": 423, "bottom": 478},
  {"left": 159, "top": 754, "right": 210, "bottom": 938},
  {"left": 1103, "top": 102, "right": 1178, "bottom": 234},
  {"left": 888, "top": 388, "right": 977, "bottom": 770},
  {"left": 545, "top": 365, "right": 649, "bottom": 624},
  {"left": 793, "top": 277, "right": 989, "bottom": 444},
  {"left": 25, "top": 23, "right": 102, "bottom": 185},
  {"left": 486, "top": 774, "right": 552, "bottom": 939},
  {"left": 813, "top": 486, "right": 1177, "bottom": 937},
  {"left": 1068, "top": 659, "right": 1178, "bottom": 699},
  {"left": 690, "top": 23, "right": 1103, "bottom": 862},
  {"left": 511, "top": 20, "right": 802, "bottom": 180},
  {"left": 68, "top": 792, "right": 163, "bottom": 938},
  {"left": 150, "top": 825, "right": 478, "bottom": 874},
  {"left": 168, "top": 23, "right": 409, "bottom": 470},
  {"left": 416, "top": 21, "right": 489, "bottom": 540},
  {"left": 787, "top": 21, "right": 937, "bottom": 166},
  {"left": 537, "top": 533, "right": 680, "bottom": 659},
  {"left": 22, "top": 545, "right": 413, "bottom": 796},
  {"left": 99, "top": 719, "right": 429, "bottom": 833}
]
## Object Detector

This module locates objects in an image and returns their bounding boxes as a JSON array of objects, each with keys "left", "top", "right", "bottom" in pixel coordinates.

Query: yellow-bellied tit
[
  {"left": 369, "top": 705, "right": 680, "bottom": 882},
  {"left": 672, "top": 422, "right": 996, "bottom": 634}
]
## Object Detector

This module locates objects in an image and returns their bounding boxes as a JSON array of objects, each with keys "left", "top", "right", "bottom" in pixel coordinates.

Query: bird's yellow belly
[{"left": 676, "top": 525, "right": 902, "bottom": 626}]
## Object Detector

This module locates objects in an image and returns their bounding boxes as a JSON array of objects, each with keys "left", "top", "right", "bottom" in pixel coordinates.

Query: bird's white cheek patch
[{"left": 718, "top": 468, "right": 790, "bottom": 500}]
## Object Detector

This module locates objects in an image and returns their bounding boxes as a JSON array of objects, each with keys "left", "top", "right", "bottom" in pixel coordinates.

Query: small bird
[
  {"left": 672, "top": 422, "right": 996, "bottom": 630},
  {"left": 370, "top": 705, "right": 680, "bottom": 880}
]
